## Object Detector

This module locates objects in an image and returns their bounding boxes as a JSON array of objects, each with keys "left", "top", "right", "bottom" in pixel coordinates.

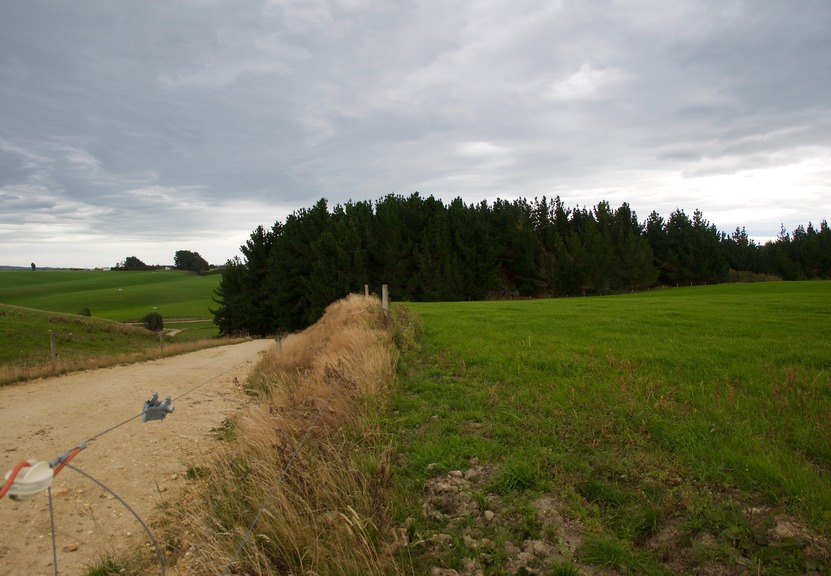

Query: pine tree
[
  {"left": 269, "top": 199, "right": 331, "bottom": 330},
  {"left": 305, "top": 201, "right": 371, "bottom": 320},
  {"left": 211, "top": 224, "right": 277, "bottom": 336},
  {"left": 448, "top": 198, "right": 498, "bottom": 299},
  {"left": 369, "top": 194, "right": 415, "bottom": 299}
]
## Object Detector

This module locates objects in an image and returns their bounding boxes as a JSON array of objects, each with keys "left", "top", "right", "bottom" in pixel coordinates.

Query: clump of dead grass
[{"left": 164, "top": 294, "right": 403, "bottom": 575}]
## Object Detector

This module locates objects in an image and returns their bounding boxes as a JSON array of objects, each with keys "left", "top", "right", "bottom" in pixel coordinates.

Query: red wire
[{"left": 0, "top": 461, "right": 32, "bottom": 499}]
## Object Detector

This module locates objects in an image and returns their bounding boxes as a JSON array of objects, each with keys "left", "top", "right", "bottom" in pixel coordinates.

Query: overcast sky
[{"left": 1, "top": 1, "right": 829, "bottom": 268}]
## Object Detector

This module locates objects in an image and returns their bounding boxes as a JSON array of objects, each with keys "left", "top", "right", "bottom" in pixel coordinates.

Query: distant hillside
[
  {"left": 0, "top": 269, "right": 220, "bottom": 320},
  {"left": 0, "top": 265, "right": 84, "bottom": 271}
]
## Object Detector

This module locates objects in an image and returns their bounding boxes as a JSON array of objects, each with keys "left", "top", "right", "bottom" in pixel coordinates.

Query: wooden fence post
[
  {"left": 49, "top": 330, "right": 57, "bottom": 375},
  {"left": 364, "top": 284, "right": 369, "bottom": 297},
  {"left": 382, "top": 284, "right": 389, "bottom": 311}
]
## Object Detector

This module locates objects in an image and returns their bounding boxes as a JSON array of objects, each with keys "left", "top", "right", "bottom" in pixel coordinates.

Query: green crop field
[
  {"left": 0, "top": 269, "right": 220, "bottom": 321},
  {"left": 387, "top": 281, "right": 831, "bottom": 575}
]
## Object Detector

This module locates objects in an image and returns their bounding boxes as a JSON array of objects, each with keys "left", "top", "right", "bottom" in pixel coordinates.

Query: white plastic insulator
[{"left": 4, "top": 460, "right": 53, "bottom": 501}]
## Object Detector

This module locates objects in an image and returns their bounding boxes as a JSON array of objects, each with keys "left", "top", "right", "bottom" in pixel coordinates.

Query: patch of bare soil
[
  {"left": 414, "top": 459, "right": 585, "bottom": 576},
  {"left": 408, "top": 461, "right": 830, "bottom": 576},
  {"left": 0, "top": 339, "right": 274, "bottom": 576}
]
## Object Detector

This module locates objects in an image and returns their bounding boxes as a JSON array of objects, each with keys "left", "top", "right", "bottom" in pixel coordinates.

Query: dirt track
[{"left": 0, "top": 339, "right": 275, "bottom": 576}]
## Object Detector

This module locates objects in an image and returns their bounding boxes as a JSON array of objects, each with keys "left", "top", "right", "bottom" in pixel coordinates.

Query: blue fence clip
[{"left": 142, "top": 393, "right": 174, "bottom": 422}]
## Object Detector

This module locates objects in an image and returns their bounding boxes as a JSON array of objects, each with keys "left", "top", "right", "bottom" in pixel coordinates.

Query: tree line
[
  {"left": 213, "top": 194, "right": 830, "bottom": 335},
  {"left": 114, "top": 250, "right": 211, "bottom": 273}
]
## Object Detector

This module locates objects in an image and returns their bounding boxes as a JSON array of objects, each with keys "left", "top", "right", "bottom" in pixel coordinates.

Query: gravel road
[{"left": 0, "top": 338, "right": 275, "bottom": 576}]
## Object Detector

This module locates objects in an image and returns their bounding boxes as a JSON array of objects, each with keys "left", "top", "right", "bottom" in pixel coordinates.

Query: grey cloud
[{"left": 0, "top": 0, "right": 829, "bottom": 267}]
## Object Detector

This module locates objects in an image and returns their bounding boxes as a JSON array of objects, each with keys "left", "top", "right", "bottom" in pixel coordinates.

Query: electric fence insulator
[
  {"left": 142, "top": 392, "right": 174, "bottom": 422},
  {"left": 2, "top": 460, "right": 53, "bottom": 501}
]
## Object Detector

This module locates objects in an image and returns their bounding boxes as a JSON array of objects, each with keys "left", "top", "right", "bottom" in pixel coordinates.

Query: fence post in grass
[
  {"left": 364, "top": 284, "right": 369, "bottom": 297},
  {"left": 382, "top": 284, "right": 389, "bottom": 312},
  {"left": 49, "top": 330, "right": 57, "bottom": 375}
]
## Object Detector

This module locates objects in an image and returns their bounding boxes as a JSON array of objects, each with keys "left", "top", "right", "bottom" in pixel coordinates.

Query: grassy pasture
[
  {"left": 0, "top": 270, "right": 229, "bottom": 384},
  {"left": 0, "top": 304, "right": 244, "bottom": 385},
  {"left": 0, "top": 304, "right": 155, "bottom": 365},
  {"left": 389, "top": 281, "right": 831, "bottom": 574},
  {"left": 0, "top": 269, "right": 220, "bottom": 321}
]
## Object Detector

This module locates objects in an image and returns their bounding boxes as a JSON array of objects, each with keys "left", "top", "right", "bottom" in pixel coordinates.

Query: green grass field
[
  {"left": 0, "top": 270, "right": 226, "bottom": 383},
  {"left": 388, "top": 281, "right": 831, "bottom": 575},
  {"left": 0, "top": 304, "right": 159, "bottom": 378},
  {"left": 0, "top": 269, "right": 220, "bottom": 320}
]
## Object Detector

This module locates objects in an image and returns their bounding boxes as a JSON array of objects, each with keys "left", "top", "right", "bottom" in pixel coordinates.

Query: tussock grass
[{"left": 162, "top": 294, "right": 403, "bottom": 575}]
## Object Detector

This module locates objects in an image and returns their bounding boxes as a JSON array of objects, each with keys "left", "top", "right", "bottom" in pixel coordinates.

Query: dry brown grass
[
  {"left": 0, "top": 338, "right": 248, "bottom": 387},
  {"left": 163, "top": 294, "right": 402, "bottom": 575}
]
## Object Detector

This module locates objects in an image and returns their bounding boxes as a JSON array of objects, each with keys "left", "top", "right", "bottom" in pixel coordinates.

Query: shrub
[
  {"left": 77, "top": 307, "right": 92, "bottom": 317},
  {"left": 142, "top": 311, "right": 164, "bottom": 331}
]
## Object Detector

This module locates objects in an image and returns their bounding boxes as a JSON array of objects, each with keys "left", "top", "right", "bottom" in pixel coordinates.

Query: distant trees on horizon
[
  {"left": 113, "top": 250, "right": 212, "bottom": 272},
  {"left": 174, "top": 250, "right": 210, "bottom": 273},
  {"left": 115, "top": 255, "right": 151, "bottom": 270},
  {"left": 212, "top": 193, "right": 831, "bottom": 336}
]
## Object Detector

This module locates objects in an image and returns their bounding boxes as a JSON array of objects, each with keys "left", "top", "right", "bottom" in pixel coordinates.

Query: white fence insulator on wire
[{"left": 2, "top": 460, "right": 53, "bottom": 501}]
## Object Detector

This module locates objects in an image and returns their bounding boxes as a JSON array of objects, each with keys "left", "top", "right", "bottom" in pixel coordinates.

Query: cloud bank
[{"left": 1, "top": 0, "right": 829, "bottom": 267}]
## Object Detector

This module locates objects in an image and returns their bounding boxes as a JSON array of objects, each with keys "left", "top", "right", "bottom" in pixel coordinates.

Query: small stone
[
  {"left": 484, "top": 510, "right": 495, "bottom": 523},
  {"left": 448, "top": 470, "right": 464, "bottom": 479},
  {"left": 770, "top": 517, "right": 805, "bottom": 541},
  {"left": 431, "top": 533, "right": 453, "bottom": 547},
  {"left": 532, "top": 540, "right": 552, "bottom": 557},
  {"left": 515, "top": 550, "right": 534, "bottom": 566},
  {"left": 462, "top": 558, "right": 484, "bottom": 575},
  {"left": 63, "top": 543, "right": 79, "bottom": 552},
  {"left": 171, "top": 473, "right": 179, "bottom": 480}
]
